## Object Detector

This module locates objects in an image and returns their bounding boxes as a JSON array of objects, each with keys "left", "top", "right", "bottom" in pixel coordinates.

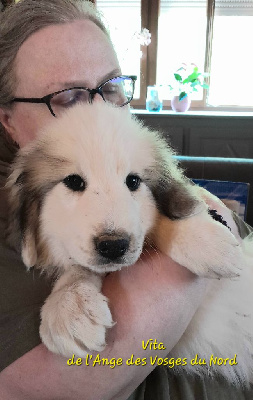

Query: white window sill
[{"left": 131, "top": 109, "right": 253, "bottom": 118}]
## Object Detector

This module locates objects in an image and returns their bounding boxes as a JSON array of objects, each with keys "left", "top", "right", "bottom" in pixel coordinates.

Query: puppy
[{"left": 6, "top": 102, "right": 253, "bottom": 385}]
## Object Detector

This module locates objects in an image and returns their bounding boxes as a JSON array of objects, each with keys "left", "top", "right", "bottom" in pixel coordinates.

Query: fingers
[{"left": 196, "top": 186, "right": 241, "bottom": 241}]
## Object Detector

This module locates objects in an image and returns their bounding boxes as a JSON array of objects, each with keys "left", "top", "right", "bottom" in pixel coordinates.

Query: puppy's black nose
[{"left": 96, "top": 237, "right": 129, "bottom": 260}]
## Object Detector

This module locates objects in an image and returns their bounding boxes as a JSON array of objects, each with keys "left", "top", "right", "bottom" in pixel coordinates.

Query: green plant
[{"left": 169, "top": 63, "right": 209, "bottom": 101}]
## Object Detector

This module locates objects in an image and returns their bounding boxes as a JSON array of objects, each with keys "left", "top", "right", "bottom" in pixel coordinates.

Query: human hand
[{"left": 196, "top": 186, "right": 241, "bottom": 241}]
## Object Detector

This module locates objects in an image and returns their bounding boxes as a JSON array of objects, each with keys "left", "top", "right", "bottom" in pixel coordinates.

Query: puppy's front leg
[
  {"left": 151, "top": 208, "right": 243, "bottom": 279},
  {"left": 40, "top": 267, "right": 114, "bottom": 357}
]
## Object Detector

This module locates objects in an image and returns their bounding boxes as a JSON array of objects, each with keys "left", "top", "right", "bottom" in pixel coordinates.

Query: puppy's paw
[
  {"left": 153, "top": 211, "right": 243, "bottom": 279},
  {"left": 40, "top": 280, "right": 114, "bottom": 357}
]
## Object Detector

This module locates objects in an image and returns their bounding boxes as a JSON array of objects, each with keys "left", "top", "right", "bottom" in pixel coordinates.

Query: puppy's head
[{"left": 6, "top": 102, "right": 199, "bottom": 275}]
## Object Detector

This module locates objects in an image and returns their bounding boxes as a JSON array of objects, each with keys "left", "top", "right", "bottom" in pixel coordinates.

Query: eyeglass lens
[{"left": 50, "top": 76, "right": 134, "bottom": 116}]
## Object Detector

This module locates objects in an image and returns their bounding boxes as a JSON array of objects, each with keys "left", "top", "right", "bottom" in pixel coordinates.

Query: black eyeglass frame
[{"left": 10, "top": 75, "right": 137, "bottom": 117}]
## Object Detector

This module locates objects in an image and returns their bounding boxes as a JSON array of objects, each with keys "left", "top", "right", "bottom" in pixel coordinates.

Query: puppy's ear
[
  {"left": 20, "top": 200, "right": 39, "bottom": 269},
  {"left": 151, "top": 177, "right": 202, "bottom": 220},
  {"left": 145, "top": 134, "right": 204, "bottom": 220},
  {"left": 21, "top": 227, "right": 37, "bottom": 269},
  {"left": 6, "top": 168, "right": 38, "bottom": 269}
]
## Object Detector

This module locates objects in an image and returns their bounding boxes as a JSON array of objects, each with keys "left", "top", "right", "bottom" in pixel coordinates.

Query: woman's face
[{"left": 0, "top": 19, "right": 122, "bottom": 147}]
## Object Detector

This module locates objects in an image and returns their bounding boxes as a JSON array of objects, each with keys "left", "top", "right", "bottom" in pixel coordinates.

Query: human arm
[{"left": 0, "top": 250, "right": 207, "bottom": 400}]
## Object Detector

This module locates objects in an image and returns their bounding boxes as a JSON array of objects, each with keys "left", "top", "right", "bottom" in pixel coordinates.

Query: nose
[{"left": 95, "top": 235, "right": 130, "bottom": 261}]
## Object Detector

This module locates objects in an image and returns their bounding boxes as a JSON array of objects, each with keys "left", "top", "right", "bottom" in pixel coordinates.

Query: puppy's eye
[
  {"left": 126, "top": 174, "right": 141, "bottom": 191},
  {"left": 63, "top": 174, "right": 86, "bottom": 192}
]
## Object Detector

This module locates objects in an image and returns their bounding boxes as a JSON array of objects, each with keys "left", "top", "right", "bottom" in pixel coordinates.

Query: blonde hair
[{"left": 0, "top": 0, "right": 109, "bottom": 140}]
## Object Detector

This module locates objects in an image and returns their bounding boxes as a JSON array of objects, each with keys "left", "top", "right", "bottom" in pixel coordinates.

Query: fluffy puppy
[{"left": 6, "top": 102, "right": 253, "bottom": 385}]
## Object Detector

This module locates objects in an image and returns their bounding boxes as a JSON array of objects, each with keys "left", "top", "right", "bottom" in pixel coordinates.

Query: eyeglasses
[{"left": 10, "top": 75, "right": 137, "bottom": 117}]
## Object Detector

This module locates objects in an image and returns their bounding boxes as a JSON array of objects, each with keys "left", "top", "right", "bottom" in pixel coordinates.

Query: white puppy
[{"left": 6, "top": 102, "right": 253, "bottom": 385}]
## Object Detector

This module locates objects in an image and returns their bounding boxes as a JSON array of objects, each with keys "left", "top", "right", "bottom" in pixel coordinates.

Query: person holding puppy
[{"left": 0, "top": 1, "right": 252, "bottom": 399}]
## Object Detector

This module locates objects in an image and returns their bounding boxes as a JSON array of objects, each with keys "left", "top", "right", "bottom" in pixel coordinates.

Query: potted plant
[{"left": 169, "top": 63, "right": 209, "bottom": 112}]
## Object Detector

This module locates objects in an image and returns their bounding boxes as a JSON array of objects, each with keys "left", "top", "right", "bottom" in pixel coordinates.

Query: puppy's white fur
[{"left": 7, "top": 103, "right": 253, "bottom": 386}]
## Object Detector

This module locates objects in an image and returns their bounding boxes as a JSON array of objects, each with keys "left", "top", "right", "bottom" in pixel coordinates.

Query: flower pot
[{"left": 171, "top": 95, "right": 191, "bottom": 112}]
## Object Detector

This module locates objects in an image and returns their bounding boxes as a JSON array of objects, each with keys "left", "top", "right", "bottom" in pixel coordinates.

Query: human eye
[
  {"left": 102, "top": 81, "right": 120, "bottom": 96},
  {"left": 102, "top": 78, "right": 127, "bottom": 105},
  {"left": 51, "top": 89, "right": 89, "bottom": 109}
]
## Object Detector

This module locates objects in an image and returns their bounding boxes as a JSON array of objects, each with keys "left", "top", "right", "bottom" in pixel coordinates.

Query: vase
[
  {"left": 146, "top": 86, "right": 163, "bottom": 112},
  {"left": 171, "top": 95, "right": 191, "bottom": 112}
]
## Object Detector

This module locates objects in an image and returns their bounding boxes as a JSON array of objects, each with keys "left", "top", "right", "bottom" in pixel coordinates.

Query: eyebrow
[{"left": 60, "top": 68, "right": 122, "bottom": 90}]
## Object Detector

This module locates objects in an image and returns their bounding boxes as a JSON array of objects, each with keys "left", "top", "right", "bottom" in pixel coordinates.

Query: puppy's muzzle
[{"left": 94, "top": 233, "right": 130, "bottom": 261}]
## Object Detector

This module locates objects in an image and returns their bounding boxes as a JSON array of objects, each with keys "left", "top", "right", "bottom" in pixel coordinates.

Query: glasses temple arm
[{"left": 11, "top": 98, "right": 47, "bottom": 104}]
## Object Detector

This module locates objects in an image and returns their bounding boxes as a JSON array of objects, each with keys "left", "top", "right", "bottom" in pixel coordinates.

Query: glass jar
[{"left": 146, "top": 86, "right": 163, "bottom": 112}]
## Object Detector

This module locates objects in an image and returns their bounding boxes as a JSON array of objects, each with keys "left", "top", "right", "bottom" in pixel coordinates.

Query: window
[
  {"left": 157, "top": 0, "right": 207, "bottom": 103},
  {"left": 208, "top": 1, "right": 253, "bottom": 107},
  {"left": 96, "top": 0, "right": 142, "bottom": 99},
  {"left": 96, "top": 0, "right": 253, "bottom": 111}
]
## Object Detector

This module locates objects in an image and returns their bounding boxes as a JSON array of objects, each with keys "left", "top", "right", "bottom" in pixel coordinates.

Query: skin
[
  {"left": 0, "top": 19, "right": 122, "bottom": 146},
  {"left": 0, "top": 20, "right": 240, "bottom": 400}
]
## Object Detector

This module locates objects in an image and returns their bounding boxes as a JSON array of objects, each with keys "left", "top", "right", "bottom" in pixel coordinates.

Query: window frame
[
  {"left": 130, "top": 0, "right": 159, "bottom": 108},
  {"left": 94, "top": 0, "right": 253, "bottom": 112},
  {"left": 131, "top": 0, "right": 212, "bottom": 110}
]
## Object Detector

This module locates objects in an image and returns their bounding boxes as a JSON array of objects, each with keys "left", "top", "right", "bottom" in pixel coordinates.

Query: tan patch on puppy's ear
[
  {"left": 22, "top": 229, "right": 37, "bottom": 268},
  {"left": 143, "top": 132, "right": 203, "bottom": 219},
  {"left": 152, "top": 178, "right": 201, "bottom": 219},
  {"left": 20, "top": 194, "right": 40, "bottom": 268},
  {"left": 6, "top": 166, "right": 39, "bottom": 269}
]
